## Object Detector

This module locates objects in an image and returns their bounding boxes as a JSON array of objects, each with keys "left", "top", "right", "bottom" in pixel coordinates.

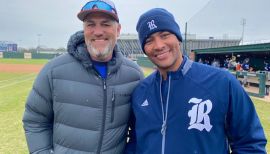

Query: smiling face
[
  {"left": 83, "top": 12, "right": 121, "bottom": 62},
  {"left": 144, "top": 31, "right": 183, "bottom": 78}
]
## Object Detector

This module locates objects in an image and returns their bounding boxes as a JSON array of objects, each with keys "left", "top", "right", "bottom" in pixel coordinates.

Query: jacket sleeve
[
  {"left": 22, "top": 64, "right": 54, "bottom": 154},
  {"left": 124, "top": 111, "right": 137, "bottom": 154},
  {"left": 226, "top": 74, "right": 267, "bottom": 153}
]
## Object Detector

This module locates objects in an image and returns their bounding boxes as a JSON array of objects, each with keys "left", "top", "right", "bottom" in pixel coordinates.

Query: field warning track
[{"left": 0, "top": 64, "right": 43, "bottom": 73}]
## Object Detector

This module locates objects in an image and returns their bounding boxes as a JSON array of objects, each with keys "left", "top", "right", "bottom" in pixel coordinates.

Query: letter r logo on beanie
[
  {"left": 136, "top": 8, "right": 182, "bottom": 53},
  {"left": 147, "top": 20, "right": 157, "bottom": 30}
]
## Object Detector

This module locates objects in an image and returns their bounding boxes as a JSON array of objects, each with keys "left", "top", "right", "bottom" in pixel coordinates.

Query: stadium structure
[
  {"left": 184, "top": 34, "right": 240, "bottom": 54},
  {"left": 117, "top": 33, "right": 240, "bottom": 58},
  {"left": 117, "top": 34, "right": 142, "bottom": 58},
  {"left": 192, "top": 42, "right": 270, "bottom": 71}
]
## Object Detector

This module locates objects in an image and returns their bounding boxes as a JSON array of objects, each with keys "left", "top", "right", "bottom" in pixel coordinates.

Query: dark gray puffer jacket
[{"left": 22, "top": 31, "right": 144, "bottom": 154}]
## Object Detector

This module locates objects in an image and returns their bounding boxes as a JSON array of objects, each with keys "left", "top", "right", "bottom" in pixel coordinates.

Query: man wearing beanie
[
  {"left": 22, "top": 0, "right": 144, "bottom": 153},
  {"left": 126, "top": 8, "right": 266, "bottom": 154}
]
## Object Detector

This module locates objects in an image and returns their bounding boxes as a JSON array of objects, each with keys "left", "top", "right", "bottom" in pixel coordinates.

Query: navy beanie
[{"left": 136, "top": 8, "right": 182, "bottom": 53}]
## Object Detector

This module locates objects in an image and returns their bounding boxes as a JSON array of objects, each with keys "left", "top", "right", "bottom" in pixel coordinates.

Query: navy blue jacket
[{"left": 126, "top": 57, "right": 267, "bottom": 154}]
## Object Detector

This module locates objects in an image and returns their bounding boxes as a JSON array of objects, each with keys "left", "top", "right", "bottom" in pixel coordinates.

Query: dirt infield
[{"left": 0, "top": 64, "right": 44, "bottom": 73}]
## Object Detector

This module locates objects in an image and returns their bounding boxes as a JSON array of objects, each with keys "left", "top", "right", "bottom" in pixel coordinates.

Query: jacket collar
[
  {"left": 67, "top": 30, "right": 123, "bottom": 74},
  {"left": 156, "top": 56, "right": 193, "bottom": 80}
]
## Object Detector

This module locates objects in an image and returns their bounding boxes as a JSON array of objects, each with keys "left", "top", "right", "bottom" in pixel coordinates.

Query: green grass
[
  {"left": 0, "top": 62, "right": 269, "bottom": 153},
  {"left": 252, "top": 98, "right": 270, "bottom": 152},
  {"left": 142, "top": 67, "right": 155, "bottom": 76},
  {"left": 0, "top": 58, "right": 48, "bottom": 65},
  {"left": 0, "top": 72, "right": 36, "bottom": 153},
  {"left": 0, "top": 72, "right": 31, "bottom": 80}
]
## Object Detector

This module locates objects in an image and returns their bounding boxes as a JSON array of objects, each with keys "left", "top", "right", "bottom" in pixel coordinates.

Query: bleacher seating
[{"left": 117, "top": 37, "right": 240, "bottom": 57}]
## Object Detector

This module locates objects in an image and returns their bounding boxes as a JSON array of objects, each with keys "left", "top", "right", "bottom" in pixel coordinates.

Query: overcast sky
[{"left": 0, "top": 0, "right": 269, "bottom": 48}]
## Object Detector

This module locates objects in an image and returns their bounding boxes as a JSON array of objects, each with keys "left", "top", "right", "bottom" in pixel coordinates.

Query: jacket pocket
[{"left": 110, "top": 88, "right": 132, "bottom": 124}]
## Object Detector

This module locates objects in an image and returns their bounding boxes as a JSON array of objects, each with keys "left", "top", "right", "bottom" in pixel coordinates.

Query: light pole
[
  {"left": 240, "top": 18, "right": 246, "bottom": 45},
  {"left": 37, "top": 34, "right": 42, "bottom": 53}
]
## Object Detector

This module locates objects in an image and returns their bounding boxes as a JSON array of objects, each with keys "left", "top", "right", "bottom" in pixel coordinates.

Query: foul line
[
  {"left": 0, "top": 73, "right": 36, "bottom": 83},
  {"left": 0, "top": 77, "right": 35, "bottom": 89}
]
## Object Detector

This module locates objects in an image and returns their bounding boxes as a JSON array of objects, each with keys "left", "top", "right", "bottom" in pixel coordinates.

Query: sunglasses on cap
[
  {"left": 81, "top": 0, "right": 117, "bottom": 15},
  {"left": 78, "top": 0, "right": 119, "bottom": 22}
]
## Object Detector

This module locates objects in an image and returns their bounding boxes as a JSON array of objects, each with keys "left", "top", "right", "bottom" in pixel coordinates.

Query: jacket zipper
[
  {"left": 111, "top": 90, "right": 115, "bottom": 123},
  {"left": 160, "top": 74, "right": 171, "bottom": 154},
  {"left": 97, "top": 79, "right": 107, "bottom": 154}
]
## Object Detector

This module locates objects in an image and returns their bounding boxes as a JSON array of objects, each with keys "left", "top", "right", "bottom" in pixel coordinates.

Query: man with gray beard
[{"left": 22, "top": 0, "right": 144, "bottom": 153}]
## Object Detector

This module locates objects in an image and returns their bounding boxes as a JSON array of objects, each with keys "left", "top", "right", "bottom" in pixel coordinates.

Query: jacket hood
[{"left": 67, "top": 30, "right": 123, "bottom": 73}]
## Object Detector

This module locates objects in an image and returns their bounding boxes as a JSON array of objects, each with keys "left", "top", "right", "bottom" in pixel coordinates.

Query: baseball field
[{"left": 0, "top": 58, "right": 269, "bottom": 153}]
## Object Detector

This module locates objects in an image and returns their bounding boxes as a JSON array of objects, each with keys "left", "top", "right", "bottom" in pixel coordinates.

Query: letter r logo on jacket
[{"left": 187, "top": 98, "right": 213, "bottom": 132}]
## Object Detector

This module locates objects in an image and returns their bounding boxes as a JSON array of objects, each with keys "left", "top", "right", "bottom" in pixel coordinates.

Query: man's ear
[{"left": 117, "top": 23, "right": 121, "bottom": 37}]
